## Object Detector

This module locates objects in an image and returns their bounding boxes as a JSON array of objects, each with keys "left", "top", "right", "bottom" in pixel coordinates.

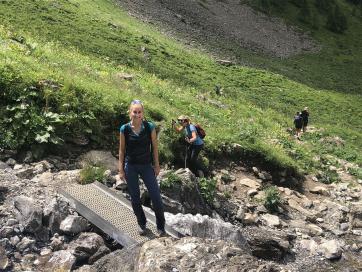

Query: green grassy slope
[
  {"left": 0, "top": 0, "right": 361, "bottom": 179},
  {"left": 242, "top": 0, "right": 362, "bottom": 94}
]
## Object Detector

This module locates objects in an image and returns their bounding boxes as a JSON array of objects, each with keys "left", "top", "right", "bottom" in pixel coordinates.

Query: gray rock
[
  {"left": 16, "top": 237, "right": 35, "bottom": 252},
  {"left": 319, "top": 240, "right": 342, "bottom": 260},
  {"left": 161, "top": 168, "right": 210, "bottom": 215},
  {"left": 46, "top": 250, "right": 77, "bottom": 271},
  {"left": 310, "top": 186, "right": 330, "bottom": 196},
  {"left": 5, "top": 158, "right": 16, "bottom": 167},
  {"left": 0, "top": 161, "right": 9, "bottom": 170},
  {"left": 137, "top": 237, "right": 266, "bottom": 272},
  {"left": 13, "top": 196, "right": 43, "bottom": 234},
  {"left": 0, "top": 245, "right": 9, "bottom": 270},
  {"left": 10, "top": 235, "right": 20, "bottom": 246},
  {"left": 0, "top": 226, "right": 14, "bottom": 238},
  {"left": 78, "top": 150, "right": 118, "bottom": 173},
  {"left": 242, "top": 213, "right": 258, "bottom": 225},
  {"left": 300, "top": 239, "right": 318, "bottom": 253},
  {"left": 306, "top": 224, "right": 324, "bottom": 236},
  {"left": 68, "top": 232, "right": 105, "bottom": 263},
  {"left": 247, "top": 189, "right": 258, "bottom": 197},
  {"left": 43, "top": 197, "right": 70, "bottom": 235},
  {"left": 261, "top": 214, "right": 281, "bottom": 227},
  {"left": 15, "top": 167, "right": 35, "bottom": 179},
  {"left": 88, "top": 245, "right": 111, "bottom": 264},
  {"left": 60, "top": 215, "right": 89, "bottom": 235},
  {"left": 340, "top": 223, "right": 349, "bottom": 231},
  {"left": 13, "top": 164, "right": 23, "bottom": 170},
  {"left": 77, "top": 247, "right": 140, "bottom": 272},
  {"left": 246, "top": 229, "right": 293, "bottom": 261},
  {"left": 23, "top": 151, "right": 33, "bottom": 163},
  {"left": 238, "top": 178, "right": 261, "bottom": 189},
  {"left": 33, "top": 163, "right": 45, "bottom": 175},
  {"left": 350, "top": 203, "right": 362, "bottom": 229},
  {"left": 165, "top": 213, "right": 248, "bottom": 249},
  {"left": 5, "top": 218, "right": 18, "bottom": 226},
  {"left": 50, "top": 236, "right": 64, "bottom": 251}
]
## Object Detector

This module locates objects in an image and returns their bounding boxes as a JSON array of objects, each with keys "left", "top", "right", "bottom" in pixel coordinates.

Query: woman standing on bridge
[{"left": 118, "top": 99, "right": 165, "bottom": 236}]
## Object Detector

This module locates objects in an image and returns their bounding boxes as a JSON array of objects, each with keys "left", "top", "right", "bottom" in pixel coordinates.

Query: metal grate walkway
[{"left": 59, "top": 181, "right": 180, "bottom": 247}]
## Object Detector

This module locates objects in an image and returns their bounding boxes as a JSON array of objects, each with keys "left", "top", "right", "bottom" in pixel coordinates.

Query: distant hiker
[
  {"left": 172, "top": 115, "right": 205, "bottom": 177},
  {"left": 301, "top": 107, "right": 309, "bottom": 133},
  {"left": 294, "top": 112, "right": 303, "bottom": 139},
  {"left": 119, "top": 99, "right": 165, "bottom": 236}
]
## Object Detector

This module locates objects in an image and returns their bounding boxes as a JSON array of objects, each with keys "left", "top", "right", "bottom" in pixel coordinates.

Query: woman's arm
[
  {"left": 119, "top": 133, "right": 126, "bottom": 180},
  {"left": 151, "top": 129, "right": 160, "bottom": 176},
  {"left": 186, "top": 131, "right": 197, "bottom": 144}
]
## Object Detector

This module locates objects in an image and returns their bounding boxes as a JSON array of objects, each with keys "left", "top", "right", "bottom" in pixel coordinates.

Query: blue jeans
[{"left": 124, "top": 162, "right": 165, "bottom": 231}]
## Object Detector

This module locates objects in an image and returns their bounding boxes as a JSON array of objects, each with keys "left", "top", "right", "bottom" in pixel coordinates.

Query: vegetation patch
[
  {"left": 199, "top": 177, "right": 217, "bottom": 204},
  {"left": 263, "top": 185, "right": 282, "bottom": 212},
  {"left": 0, "top": 1, "right": 360, "bottom": 179},
  {"left": 79, "top": 164, "right": 106, "bottom": 185},
  {"left": 160, "top": 171, "right": 182, "bottom": 189}
]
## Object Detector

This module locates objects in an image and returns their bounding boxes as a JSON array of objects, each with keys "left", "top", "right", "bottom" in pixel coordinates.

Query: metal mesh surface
[{"left": 62, "top": 183, "right": 158, "bottom": 244}]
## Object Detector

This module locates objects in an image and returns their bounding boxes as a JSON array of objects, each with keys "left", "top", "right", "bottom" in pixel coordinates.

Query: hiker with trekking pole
[{"left": 172, "top": 115, "right": 205, "bottom": 177}]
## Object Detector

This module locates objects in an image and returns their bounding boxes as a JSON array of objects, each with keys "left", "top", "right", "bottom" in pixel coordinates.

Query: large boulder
[
  {"left": 68, "top": 232, "right": 106, "bottom": 264},
  {"left": 137, "top": 237, "right": 275, "bottom": 272},
  {"left": 79, "top": 237, "right": 279, "bottom": 272},
  {"left": 78, "top": 151, "right": 118, "bottom": 173},
  {"left": 165, "top": 213, "right": 248, "bottom": 249},
  {"left": 245, "top": 228, "right": 294, "bottom": 261},
  {"left": 46, "top": 250, "right": 77, "bottom": 271},
  {"left": 13, "top": 196, "right": 43, "bottom": 234},
  {"left": 350, "top": 203, "right": 362, "bottom": 229},
  {"left": 319, "top": 240, "right": 342, "bottom": 260},
  {"left": 43, "top": 197, "right": 70, "bottom": 235},
  {"left": 75, "top": 247, "right": 141, "bottom": 272},
  {"left": 160, "top": 168, "right": 211, "bottom": 215},
  {"left": 60, "top": 215, "right": 89, "bottom": 235}
]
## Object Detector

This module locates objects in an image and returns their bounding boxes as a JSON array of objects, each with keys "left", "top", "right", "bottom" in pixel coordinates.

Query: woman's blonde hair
[{"left": 129, "top": 99, "right": 146, "bottom": 120}]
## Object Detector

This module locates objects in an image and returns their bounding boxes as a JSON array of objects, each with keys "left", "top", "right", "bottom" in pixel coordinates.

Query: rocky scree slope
[
  {"left": 0, "top": 150, "right": 361, "bottom": 271},
  {"left": 117, "top": 0, "right": 319, "bottom": 58}
]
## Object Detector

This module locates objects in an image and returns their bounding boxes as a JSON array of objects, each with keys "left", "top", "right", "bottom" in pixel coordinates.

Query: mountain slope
[{"left": 0, "top": 0, "right": 361, "bottom": 179}]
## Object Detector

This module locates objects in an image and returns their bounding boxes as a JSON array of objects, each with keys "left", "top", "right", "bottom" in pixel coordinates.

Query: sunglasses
[
  {"left": 178, "top": 119, "right": 187, "bottom": 123},
  {"left": 131, "top": 99, "right": 143, "bottom": 105}
]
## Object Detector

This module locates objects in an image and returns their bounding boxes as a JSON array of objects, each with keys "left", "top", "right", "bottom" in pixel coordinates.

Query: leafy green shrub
[
  {"left": 79, "top": 164, "right": 106, "bottom": 185},
  {"left": 263, "top": 185, "right": 281, "bottom": 212},
  {"left": 160, "top": 171, "right": 182, "bottom": 189},
  {"left": 318, "top": 169, "right": 340, "bottom": 184},
  {"left": 348, "top": 167, "right": 362, "bottom": 179},
  {"left": 198, "top": 177, "right": 217, "bottom": 204},
  {"left": 0, "top": 84, "right": 64, "bottom": 149}
]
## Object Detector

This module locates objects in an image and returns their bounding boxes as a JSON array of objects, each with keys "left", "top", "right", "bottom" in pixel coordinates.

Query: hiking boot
[
  {"left": 138, "top": 225, "right": 147, "bottom": 236},
  {"left": 157, "top": 228, "right": 166, "bottom": 237}
]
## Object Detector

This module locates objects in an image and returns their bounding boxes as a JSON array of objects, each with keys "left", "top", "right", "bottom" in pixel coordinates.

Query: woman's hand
[
  {"left": 119, "top": 169, "right": 126, "bottom": 181},
  {"left": 154, "top": 164, "right": 161, "bottom": 176}
]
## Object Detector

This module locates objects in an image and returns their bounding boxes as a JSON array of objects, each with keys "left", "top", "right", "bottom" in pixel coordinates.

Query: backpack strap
[{"left": 124, "top": 121, "right": 151, "bottom": 138}]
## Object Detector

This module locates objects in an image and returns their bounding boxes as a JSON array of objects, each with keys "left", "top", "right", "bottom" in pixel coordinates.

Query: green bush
[
  {"left": 348, "top": 167, "right": 362, "bottom": 179},
  {"left": 198, "top": 177, "right": 217, "bottom": 204},
  {"left": 263, "top": 185, "right": 282, "bottom": 212},
  {"left": 79, "top": 164, "right": 106, "bottom": 185},
  {"left": 160, "top": 171, "right": 182, "bottom": 189}
]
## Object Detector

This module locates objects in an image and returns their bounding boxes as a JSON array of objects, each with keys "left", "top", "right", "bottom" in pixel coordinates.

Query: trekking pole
[{"left": 184, "top": 145, "right": 188, "bottom": 169}]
